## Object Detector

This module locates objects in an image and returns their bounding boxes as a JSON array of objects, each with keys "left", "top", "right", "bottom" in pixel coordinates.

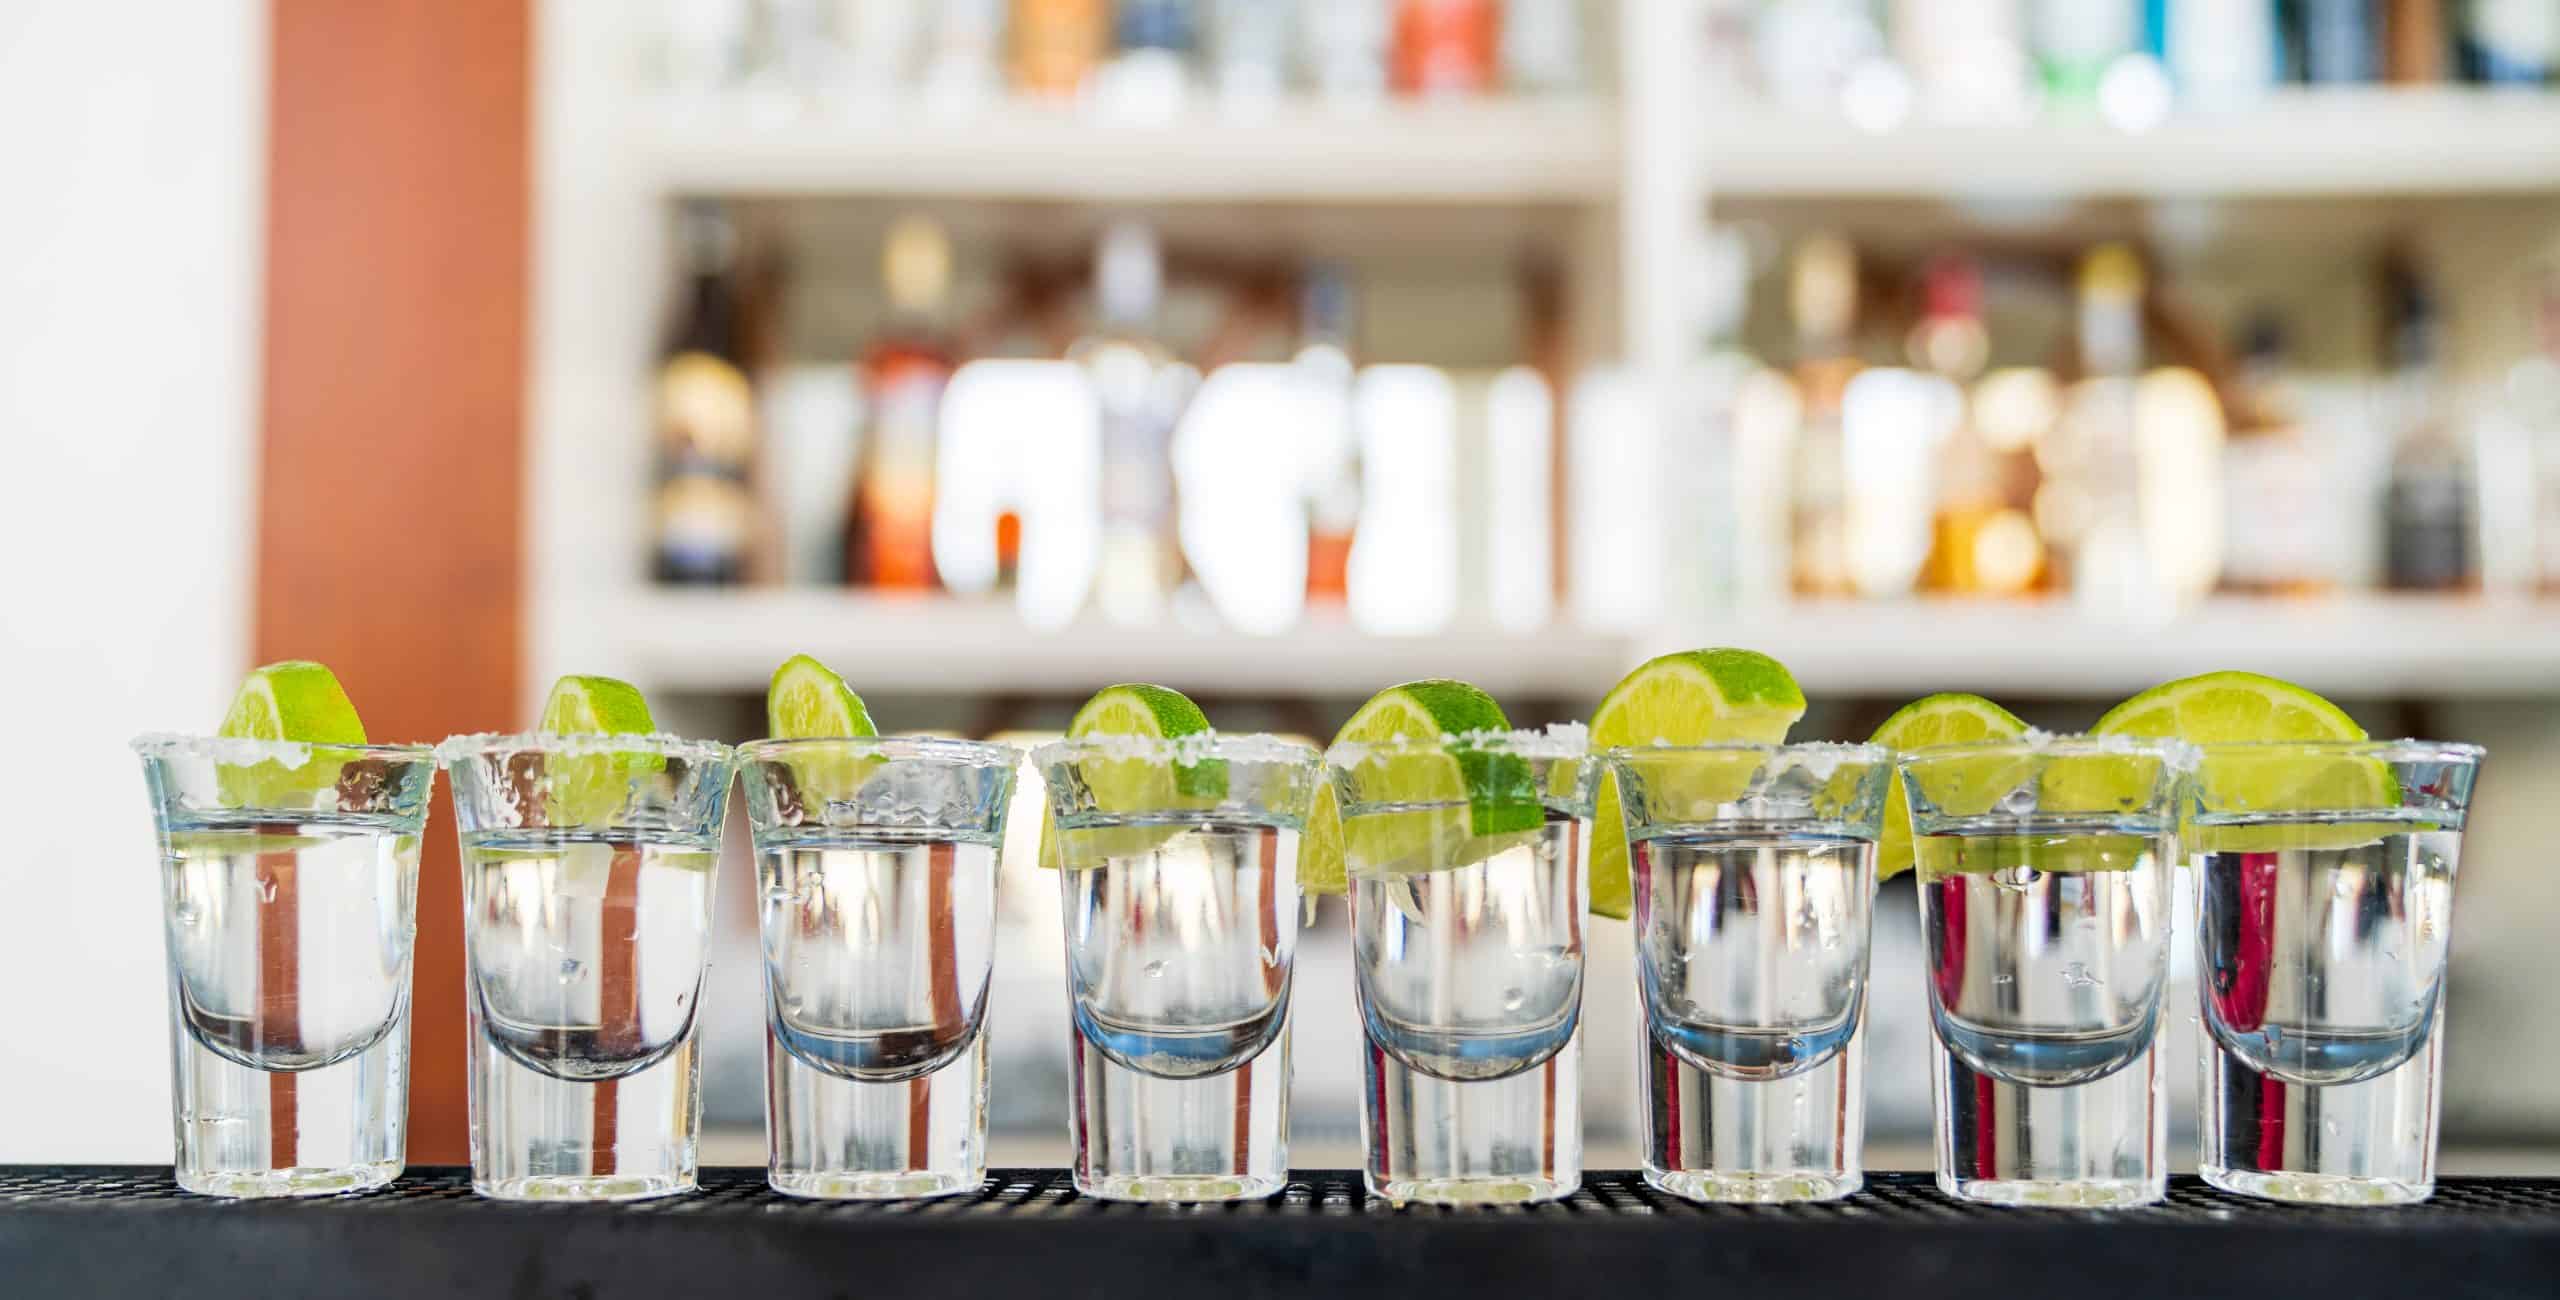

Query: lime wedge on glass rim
[
  {"left": 1039, "top": 683, "right": 1227, "bottom": 869},
  {"left": 214, "top": 659, "right": 368, "bottom": 808},
  {"left": 764, "top": 654, "right": 882, "bottom": 806},
  {"left": 538, "top": 673, "right": 661, "bottom": 824},
  {"left": 1299, "top": 679, "right": 1550, "bottom": 898},
  {"left": 1867, "top": 692, "right": 2028, "bottom": 882},
  {"left": 1586, "top": 649, "right": 1806, "bottom": 920},
  {"left": 2092, "top": 670, "right": 2393, "bottom": 852}
]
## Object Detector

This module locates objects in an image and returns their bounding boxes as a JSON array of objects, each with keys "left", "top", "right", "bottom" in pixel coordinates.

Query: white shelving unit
[{"left": 529, "top": 0, "right": 2560, "bottom": 707}]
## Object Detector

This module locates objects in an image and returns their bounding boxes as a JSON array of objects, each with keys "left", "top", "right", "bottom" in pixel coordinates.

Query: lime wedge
[
  {"left": 220, "top": 660, "right": 367, "bottom": 745},
  {"left": 1303, "top": 679, "right": 1544, "bottom": 896},
  {"left": 766, "top": 654, "right": 878, "bottom": 739},
  {"left": 2092, "top": 670, "right": 2390, "bottom": 845},
  {"left": 540, "top": 675, "right": 657, "bottom": 735},
  {"left": 1041, "top": 684, "right": 1223, "bottom": 869},
  {"left": 215, "top": 661, "right": 367, "bottom": 806},
  {"left": 1868, "top": 693, "right": 2028, "bottom": 882},
  {"left": 1586, "top": 649, "right": 1806, "bottom": 920},
  {"left": 538, "top": 673, "right": 659, "bottom": 825}
]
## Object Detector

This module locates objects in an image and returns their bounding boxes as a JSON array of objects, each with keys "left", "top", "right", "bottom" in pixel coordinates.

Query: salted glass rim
[
  {"left": 739, "top": 735, "right": 1024, "bottom": 766},
  {"left": 1323, "top": 722, "right": 1590, "bottom": 769},
  {"left": 1897, "top": 733, "right": 2202, "bottom": 769},
  {"left": 1032, "top": 731, "right": 1322, "bottom": 770},
  {"left": 1599, "top": 739, "right": 1892, "bottom": 763},
  {"left": 433, "top": 730, "right": 733, "bottom": 766},
  {"left": 2189, "top": 738, "right": 2485, "bottom": 764},
  {"left": 132, "top": 733, "right": 439, "bottom": 764}
]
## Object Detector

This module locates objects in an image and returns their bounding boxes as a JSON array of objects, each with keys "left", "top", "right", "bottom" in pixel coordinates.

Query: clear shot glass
[
  {"left": 439, "top": 731, "right": 733, "bottom": 1201},
  {"left": 737, "top": 737, "right": 1018, "bottom": 1200},
  {"left": 1899, "top": 737, "right": 2195, "bottom": 1208},
  {"left": 1331, "top": 729, "right": 1596, "bottom": 1206},
  {"left": 1603, "top": 742, "right": 1892, "bottom": 1203},
  {"left": 137, "top": 736, "right": 438, "bottom": 1197},
  {"left": 2190, "top": 740, "right": 2484, "bottom": 1206},
  {"left": 1036, "top": 734, "right": 1322, "bottom": 1202}
]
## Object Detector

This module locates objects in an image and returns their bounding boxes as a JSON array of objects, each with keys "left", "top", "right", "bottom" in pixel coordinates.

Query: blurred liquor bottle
[
  {"left": 1075, "top": 222, "right": 1185, "bottom": 624},
  {"left": 1306, "top": 0, "right": 1392, "bottom": 105},
  {"left": 2379, "top": 252, "right": 2477, "bottom": 591},
  {"left": 653, "top": 202, "right": 759, "bottom": 586},
  {"left": 2383, "top": 0, "right": 2449, "bottom": 82},
  {"left": 2165, "top": 0, "right": 2279, "bottom": 109},
  {"left": 2286, "top": 0, "right": 2381, "bottom": 83},
  {"left": 1100, "top": 0, "right": 1200, "bottom": 114},
  {"left": 1916, "top": 254, "right": 2042, "bottom": 596},
  {"left": 2031, "top": 0, "right": 2141, "bottom": 107},
  {"left": 920, "top": 0, "right": 1006, "bottom": 108},
  {"left": 1013, "top": 0, "right": 1109, "bottom": 97},
  {"left": 836, "top": 0, "right": 929, "bottom": 100},
  {"left": 1211, "top": 0, "right": 1293, "bottom": 110},
  {"left": 1501, "top": 0, "right": 1583, "bottom": 95},
  {"left": 2045, "top": 244, "right": 2158, "bottom": 616},
  {"left": 2514, "top": 272, "right": 2560, "bottom": 592},
  {"left": 2219, "top": 315, "right": 2334, "bottom": 596},
  {"left": 1298, "top": 261, "right": 1362, "bottom": 606},
  {"left": 846, "top": 216, "right": 955, "bottom": 591},
  {"left": 1896, "top": 0, "right": 2033, "bottom": 123},
  {"left": 2460, "top": 0, "right": 2560, "bottom": 84},
  {"left": 1787, "top": 234, "right": 1861, "bottom": 597},
  {"left": 1392, "top": 0, "right": 1498, "bottom": 97},
  {"left": 1757, "top": 0, "right": 1885, "bottom": 116}
]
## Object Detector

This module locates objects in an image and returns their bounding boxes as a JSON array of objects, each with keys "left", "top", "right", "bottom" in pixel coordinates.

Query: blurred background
[{"left": 5, "top": 0, "right": 2559, "bottom": 1174}]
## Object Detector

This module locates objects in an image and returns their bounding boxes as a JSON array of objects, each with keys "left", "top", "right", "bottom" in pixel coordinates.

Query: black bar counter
[{"left": 8, "top": 1167, "right": 2560, "bottom": 1299}]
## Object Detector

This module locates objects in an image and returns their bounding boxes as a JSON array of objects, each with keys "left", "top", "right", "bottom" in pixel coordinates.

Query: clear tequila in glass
[
  {"left": 739, "top": 737, "right": 1017, "bottom": 1199},
  {"left": 138, "top": 737, "right": 437, "bottom": 1198},
  {"left": 441, "top": 732, "right": 733, "bottom": 1202},
  {"left": 1606, "top": 743, "right": 1891, "bottom": 1202},
  {"left": 1900, "top": 737, "right": 2193, "bottom": 1208},
  {"left": 1333, "top": 729, "right": 1595, "bottom": 1205},
  {"left": 2190, "top": 741, "right": 2482, "bottom": 1205},
  {"left": 1038, "top": 735, "right": 1321, "bottom": 1202}
]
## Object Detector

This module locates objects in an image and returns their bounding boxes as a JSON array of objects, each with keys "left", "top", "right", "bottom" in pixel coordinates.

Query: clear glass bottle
[
  {"left": 1073, "top": 222, "right": 1184, "bottom": 625},
  {"left": 1787, "top": 235, "right": 1861, "bottom": 598},
  {"left": 2380, "top": 255, "right": 2477, "bottom": 592}
]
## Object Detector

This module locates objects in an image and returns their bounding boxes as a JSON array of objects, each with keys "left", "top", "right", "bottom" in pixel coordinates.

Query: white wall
[{"left": 0, "top": 1, "right": 265, "bottom": 1160}]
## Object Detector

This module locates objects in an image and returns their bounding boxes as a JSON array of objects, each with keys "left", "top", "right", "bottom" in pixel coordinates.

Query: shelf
[
  {"left": 640, "top": 97, "right": 1621, "bottom": 204},
  {"left": 1661, "top": 596, "right": 2560, "bottom": 699},
  {"left": 14, "top": 1167, "right": 2560, "bottom": 1300},
  {"left": 611, "top": 590, "right": 1636, "bottom": 699},
  {"left": 1704, "top": 90, "right": 2560, "bottom": 199}
]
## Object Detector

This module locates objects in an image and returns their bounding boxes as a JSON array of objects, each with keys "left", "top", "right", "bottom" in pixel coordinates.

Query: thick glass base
[
  {"left": 2201, "top": 1166, "right": 2430, "bottom": 1206},
  {"left": 1080, "top": 1173, "right": 1292, "bottom": 1203},
  {"left": 177, "top": 1159, "right": 400, "bottom": 1199},
  {"left": 1937, "top": 1174, "right": 2160, "bottom": 1208},
  {"left": 474, "top": 1172, "right": 696, "bottom": 1202},
  {"left": 769, "top": 1170, "right": 979, "bottom": 1201},
  {"left": 1640, "top": 1026, "right": 1863, "bottom": 1204},
  {"left": 170, "top": 1007, "right": 411, "bottom": 1201},
  {"left": 1371, "top": 1174, "right": 1577, "bottom": 1205},
  {"left": 1363, "top": 1027, "right": 1582, "bottom": 1207},
  {"left": 466, "top": 1021, "right": 702, "bottom": 1203},
  {"left": 1069, "top": 1023, "right": 1289, "bottom": 1204},
  {"left": 765, "top": 1031, "right": 986, "bottom": 1201},
  {"left": 1646, "top": 1167, "right": 1860, "bottom": 1204},
  {"left": 1930, "top": 1037, "right": 2164, "bottom": 1209},
  {"left": 2199, "top": 1022, "right": 2442, "bottom": 1209}
]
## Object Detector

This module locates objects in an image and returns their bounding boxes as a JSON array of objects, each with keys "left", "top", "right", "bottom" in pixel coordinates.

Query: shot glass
[
  {"left": 1331, "top": 729, "right": 1596, "bottom": 1205},
  {"left": 439, "top": 731, "right": 733, "bottom": 1201},
  {"left": 1036, "top": 734, "right": 1322, "bottom": 1203},
  {"left": 137, "top": 735, "right": 438, "bottom": 1197},
  {"left": 2190, "top": 740, "right": 2484, "bottom": 1206},
  {"left": 737, "top": 737, "right": 1018, "bottom": 1200},
  {"left": 1899, "top": 736, "right": 2194, "bottom": 1208},
  {"left": 1604, "top": 742, "right": 1893, "bottom": 1203}
]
